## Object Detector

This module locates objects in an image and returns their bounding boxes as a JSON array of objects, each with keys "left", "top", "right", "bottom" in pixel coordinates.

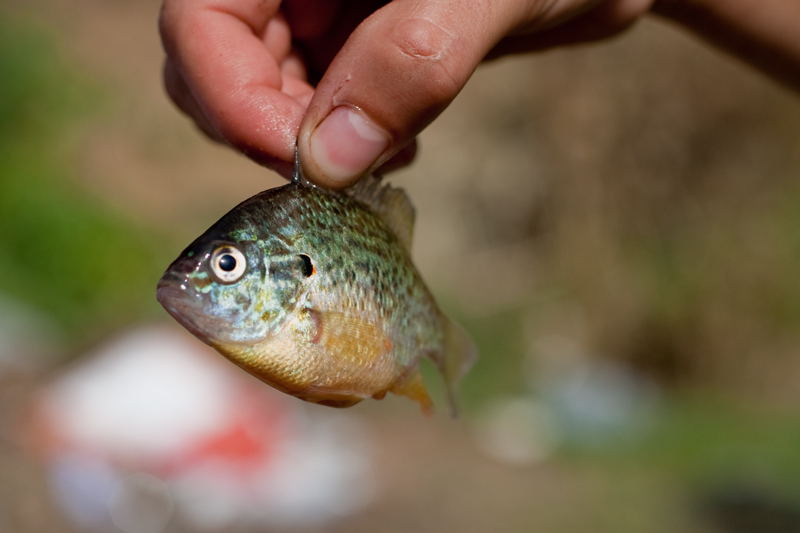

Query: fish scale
[{"left": 157, "top": 174, "right": 476, "bottom": 415}]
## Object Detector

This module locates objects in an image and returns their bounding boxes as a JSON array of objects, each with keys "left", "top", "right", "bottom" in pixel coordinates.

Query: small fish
[{"left": 156, "top": 172, "right": 476, "bottom": 415}]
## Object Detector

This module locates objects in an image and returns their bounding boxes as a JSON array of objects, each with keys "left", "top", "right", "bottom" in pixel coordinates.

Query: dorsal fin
[{"left": 348, "top": 174, "right": 415, "bottom": 251}]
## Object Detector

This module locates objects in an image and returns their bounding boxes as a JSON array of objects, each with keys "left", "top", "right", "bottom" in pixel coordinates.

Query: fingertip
[
  {"left": 299, "top": 105, "right": 391, "bottom": 189},
  {"left": 297, "top": 2, "right": 500, "bottom": 188}
]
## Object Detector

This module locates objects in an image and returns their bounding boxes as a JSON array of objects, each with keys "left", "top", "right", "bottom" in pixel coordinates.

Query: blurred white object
[
  {"left": 29, "top": 325, "right": 374, "bottom": 531},
  {"left": 530, "top": 335, "right": 661, "bottom": 448},
  {"left": 109, "top": 473, "right": 173, "bottom": 533},
  {"left": 473, "top": 397, "right": 561, "bottom": 466},
  {"left": 543, "top": 358, "right": 660, "bottom": 446}
]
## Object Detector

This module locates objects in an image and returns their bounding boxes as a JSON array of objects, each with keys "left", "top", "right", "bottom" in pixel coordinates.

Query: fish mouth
[{"left": 156, "top": 274, "right": 211, "bottom": 342}]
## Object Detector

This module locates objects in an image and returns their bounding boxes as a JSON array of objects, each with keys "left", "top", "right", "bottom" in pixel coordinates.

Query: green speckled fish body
[{"left": 157, "top": 176, "right": 475, "bottom": 414}]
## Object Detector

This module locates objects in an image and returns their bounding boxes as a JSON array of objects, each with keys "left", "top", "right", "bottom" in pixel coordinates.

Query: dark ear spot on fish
[
  {"left": 298, "top": 254, "right": 315, "bottom": 277},
  {"left": 210, "top": 245, "right": 247, "bottom": 283}
]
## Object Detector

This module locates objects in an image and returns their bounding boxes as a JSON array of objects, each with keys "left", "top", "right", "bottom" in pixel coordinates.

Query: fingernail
[{"left": 308, "top": 106, "right": 390, "bottom": 183}]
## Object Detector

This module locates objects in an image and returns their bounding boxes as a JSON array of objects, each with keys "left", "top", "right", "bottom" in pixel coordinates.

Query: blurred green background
[{"left": 2, "top": 0, "right": 800, "bottom": 531}]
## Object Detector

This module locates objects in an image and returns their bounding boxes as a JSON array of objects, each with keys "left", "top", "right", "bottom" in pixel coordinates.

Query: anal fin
[{"left": 390, "top": 368, "right": 434, "bottom": 416}]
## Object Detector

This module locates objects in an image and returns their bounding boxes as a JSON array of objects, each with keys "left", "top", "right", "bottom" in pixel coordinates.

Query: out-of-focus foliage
[
  {"left": 0, "top": 18, "right": 166, "bottom": 345},
  {"left": 566, "top": 393, "right": 800, "bottom": 487}
]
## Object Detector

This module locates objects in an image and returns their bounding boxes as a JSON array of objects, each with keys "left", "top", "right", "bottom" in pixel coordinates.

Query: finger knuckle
[{"left": 390, "top": 18, "right": 462, "bottom": 100}]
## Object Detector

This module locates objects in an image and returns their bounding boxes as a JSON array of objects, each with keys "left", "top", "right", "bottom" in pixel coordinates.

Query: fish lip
[
  {"left": 156, "top": 275, "right": 210, "bottom": 341},
  {"left": 156, "top": 273, "right": 194, "bottom": 307}
]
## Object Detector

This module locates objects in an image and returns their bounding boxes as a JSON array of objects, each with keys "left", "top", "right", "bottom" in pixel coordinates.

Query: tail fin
[{"left": 437, "top": 317, "right": 478, "bottom": 418}]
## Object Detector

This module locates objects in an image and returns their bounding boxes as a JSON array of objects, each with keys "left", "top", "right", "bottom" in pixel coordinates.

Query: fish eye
[{"left": 210, "top": 246, "right": 247, "bottom": 283}]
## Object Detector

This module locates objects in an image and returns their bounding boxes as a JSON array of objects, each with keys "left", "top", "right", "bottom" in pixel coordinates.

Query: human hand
[{"left": 159, "top": 0, "right": 653, "bottom": 188}]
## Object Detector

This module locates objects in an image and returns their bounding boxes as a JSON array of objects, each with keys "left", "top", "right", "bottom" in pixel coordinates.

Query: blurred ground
[{"left": 3, "top": 0, "right": 800, "bottom": 531}]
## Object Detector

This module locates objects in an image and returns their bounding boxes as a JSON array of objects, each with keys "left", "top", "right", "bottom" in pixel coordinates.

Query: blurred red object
[{"left": 26, "top": 325, "right": 374, "bottom": 532}]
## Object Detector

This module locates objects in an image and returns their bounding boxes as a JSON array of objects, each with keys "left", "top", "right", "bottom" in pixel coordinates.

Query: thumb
[{"left": 297, "top": 0, "right": 523, "bottom": 188}]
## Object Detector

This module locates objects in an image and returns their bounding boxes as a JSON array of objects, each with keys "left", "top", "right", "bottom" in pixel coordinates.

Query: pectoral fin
[
  {"left": 311, "top": 310, "right": 390, "bottom": 367},
  {"left": 307, "top": 310, "right": 397, "bottom": 399}
]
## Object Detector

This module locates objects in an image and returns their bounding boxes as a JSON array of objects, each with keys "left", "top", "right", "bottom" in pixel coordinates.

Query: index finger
[{"left": 159, "top": 0, "right": 309, "bottom": 174}]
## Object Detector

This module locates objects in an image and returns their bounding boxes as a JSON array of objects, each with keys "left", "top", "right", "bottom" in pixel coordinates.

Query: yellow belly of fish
[{"left": 213, "top": 308, "right": 406, "bottom": 407}]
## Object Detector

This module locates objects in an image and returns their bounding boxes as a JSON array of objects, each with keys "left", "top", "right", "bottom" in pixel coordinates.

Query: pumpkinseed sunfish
[{"left": 156, "top": 172, "right": 476, "bottom": 415}]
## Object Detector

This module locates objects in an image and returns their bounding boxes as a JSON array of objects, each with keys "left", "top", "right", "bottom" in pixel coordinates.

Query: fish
[{"left": 156, "top": 170, "right": 476, "bottom": 415}]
